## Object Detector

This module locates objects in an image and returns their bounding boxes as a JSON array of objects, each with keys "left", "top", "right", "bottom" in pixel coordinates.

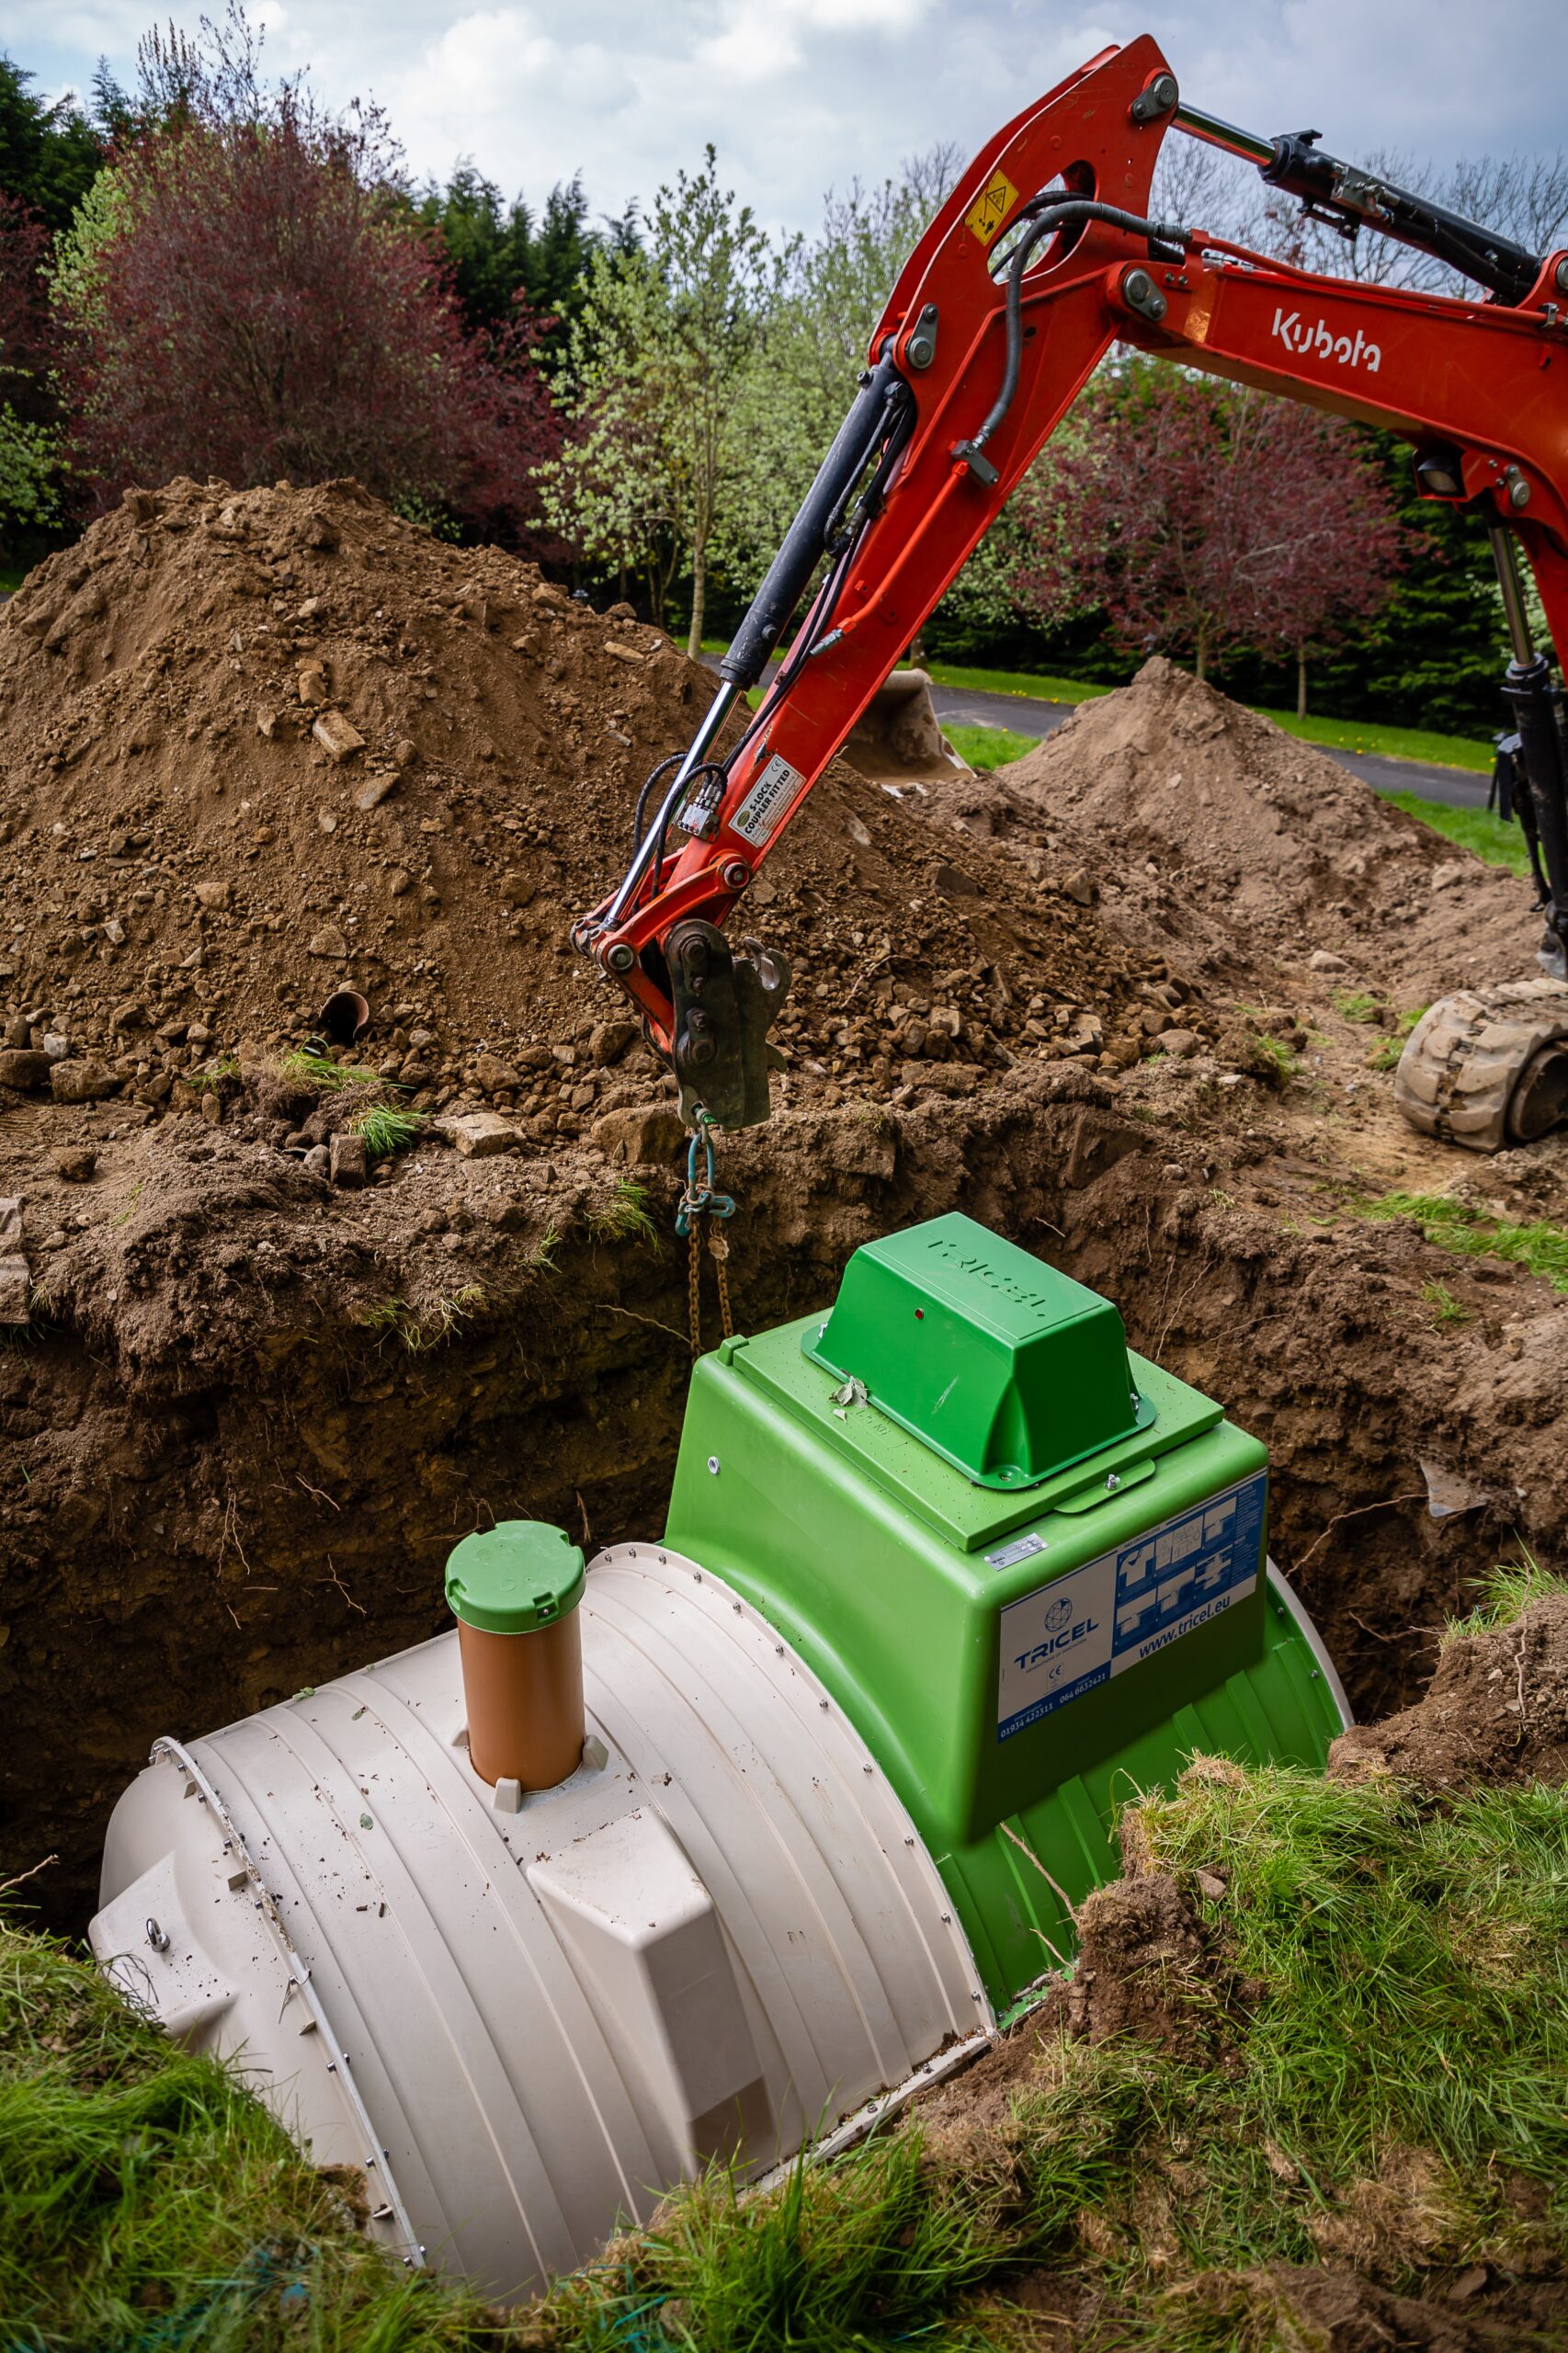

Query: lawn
[{"left": 944, "top": 722, "right": 1038, "bottom": 770}]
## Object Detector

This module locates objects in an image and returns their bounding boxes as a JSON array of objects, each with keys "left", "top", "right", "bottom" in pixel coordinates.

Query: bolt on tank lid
[{"left": 445, "top": 1520, "right": 585, "bottom": 1634}]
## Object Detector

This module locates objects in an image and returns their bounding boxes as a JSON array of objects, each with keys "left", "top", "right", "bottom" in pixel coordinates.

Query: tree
[
  {"left": 50, "top": 11, "right": 562, "bottom": 547},
  {"left": 0, "top": 56, "right": 103, "bottom": 232},
  {"left": 722, "top": 147, "right": 959, "bottom": 593},
  {"left": 414, "top": 166, "right": 628, "bottom": 362},
  {"left": 1014, "top": 365, "right": 1404, "bottom": 705},
  {"left": 538, "top": 145, "right": 778, "bottom": 650},
  {"left": 0, "top": 192, "right": 66, "bottom": 547}
]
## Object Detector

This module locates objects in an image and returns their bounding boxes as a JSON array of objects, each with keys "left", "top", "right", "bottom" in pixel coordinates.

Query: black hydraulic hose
[
  {"left": 720, "top": 354, "right": 912, "bottom": 689},
  {"left": 631, "top": 752, "right": 683, "bottom": 857},
  {"left": 969, "top": 199, "right": 1191, "bottom": 459}
]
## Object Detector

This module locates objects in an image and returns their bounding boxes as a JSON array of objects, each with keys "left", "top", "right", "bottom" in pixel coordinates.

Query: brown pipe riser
[{"left": 458, "top": 1614, "right": 585, "bottom": 1789}]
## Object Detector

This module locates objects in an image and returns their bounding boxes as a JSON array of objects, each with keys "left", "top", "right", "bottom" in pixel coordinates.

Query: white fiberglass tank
[{"left": 92, "top": 1543, "right": 986, "bottom": 2302}]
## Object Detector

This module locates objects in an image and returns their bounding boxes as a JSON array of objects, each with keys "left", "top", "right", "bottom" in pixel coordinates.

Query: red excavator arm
[{"left": 574, "top": 35, "right": 1568, "bottom": 1130}]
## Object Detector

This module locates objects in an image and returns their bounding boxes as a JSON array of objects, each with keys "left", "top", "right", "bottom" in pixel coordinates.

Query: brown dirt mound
[
  {"left": 1330, "top": 1591, "right": 1568, "bottom": 1789},
  {"left": 0, "top": 478, "right": 1170, "bottom": 1130},
  {"left": 953, "top": 656, "right": 1540, "bottom": 1000}
]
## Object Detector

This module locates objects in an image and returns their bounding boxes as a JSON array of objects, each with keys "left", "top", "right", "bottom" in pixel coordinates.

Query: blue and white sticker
[{"left": 996, "top": 1472, "right": 1267, "bottom": 1740}]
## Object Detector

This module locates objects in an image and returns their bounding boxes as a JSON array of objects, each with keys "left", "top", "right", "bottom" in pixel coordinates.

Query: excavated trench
[{"left": 7, "top": 1072, "right": 1561, "bottom": 1937}]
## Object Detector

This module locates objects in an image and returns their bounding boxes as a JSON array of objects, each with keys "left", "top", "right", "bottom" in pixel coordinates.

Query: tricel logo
[
  {"left": 1014, "top": 1597, "right": 1100, "bottom": 1675},
  {"left": 1271, "top": 307, "right": 1382, "bottom": 373}
]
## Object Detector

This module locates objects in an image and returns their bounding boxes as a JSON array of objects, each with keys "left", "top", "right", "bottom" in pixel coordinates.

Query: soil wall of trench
[{"left": 6, "top": 1066, "right": 1563, "bottom": 1935}]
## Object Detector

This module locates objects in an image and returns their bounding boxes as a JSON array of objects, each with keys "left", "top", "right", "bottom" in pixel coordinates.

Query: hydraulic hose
[
  {"left": 968, "top": 199, "right": 1191, "bottom": 460},
  {"left": 719, "top": 354, "right": 912, "bottom": 688}
]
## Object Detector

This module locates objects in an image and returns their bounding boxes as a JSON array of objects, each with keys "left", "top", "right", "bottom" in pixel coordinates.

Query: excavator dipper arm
[{"left": 574, "top": 37, "right": 1568, "bottom": 1134}]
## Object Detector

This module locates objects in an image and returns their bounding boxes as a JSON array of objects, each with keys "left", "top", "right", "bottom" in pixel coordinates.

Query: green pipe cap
[{"left": 446, "top": 1520, "right": 585, "bottom": 1635}]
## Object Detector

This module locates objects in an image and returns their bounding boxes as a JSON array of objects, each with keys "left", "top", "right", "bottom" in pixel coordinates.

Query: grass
[
  {"left": 1333, "top": 989, "right": 1381, "bottom": 1023},
  {"left": 1449, "top": 1554, "right": 1565, "bottom": 1638},
  {"left": 1383, "top": 789, "right": 1531, "bottom": 877},
  {"left": 1353, "top": 1189, "right": 1568, "bottom": 1290},
  {"left": 10, "top": 1747, "right": 1568, "bottom": 2349},
  {"left": 925, "top": 659, "right": 1108, "bottom": 707},
  {"left": 358, "top": 1283, "right": 485, "bottom": 1351},
  {"left": 1369, "top": 1006, "right": 1427, "bottom": 1072},
  {"left": 280, "top": 1048, "right": 382, "bottom": 1091},
  {"left": 537, "top": 1764, "right": 1568, "bottom": 2347},
  {"left": 0, "top": 1913, "right": 499, "bottom": 2349},
  {"left": 1421, "top": 1279, "right": 1470, "bottom": 1325},
  {"left": 944, "top": 721, "right": 1038, "bottom": 772},
  {"left": 585, "top": 1178, "right": 659, "bottom": 1248},
  {"left": 349, "top": 1103, "right": 426, "bottom": 1160}
]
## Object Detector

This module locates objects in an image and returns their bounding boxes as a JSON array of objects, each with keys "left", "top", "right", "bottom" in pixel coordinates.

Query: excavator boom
[{"left": 574, "top": 38, "right": 1568, "bottom": 1135}]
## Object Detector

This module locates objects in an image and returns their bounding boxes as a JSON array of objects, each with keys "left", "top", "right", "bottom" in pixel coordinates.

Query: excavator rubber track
[{"left": 1394, "top": 979, "right": 1568, "bottom": 1152}]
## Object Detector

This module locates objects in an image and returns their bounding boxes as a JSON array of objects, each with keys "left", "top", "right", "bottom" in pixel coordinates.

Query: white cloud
[{"left": 15, "top": 0, "right": 1566, "bottom": 237}]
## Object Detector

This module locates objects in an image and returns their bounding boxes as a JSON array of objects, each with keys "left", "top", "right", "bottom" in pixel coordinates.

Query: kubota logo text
[{"left": 1271, "top": 307, "right": 1381, "bottom": 372}]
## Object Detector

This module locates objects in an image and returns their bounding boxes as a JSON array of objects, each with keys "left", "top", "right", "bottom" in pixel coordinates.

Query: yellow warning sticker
[{"left": 965, "top": 165, "right": 1018, "bottom": 248}]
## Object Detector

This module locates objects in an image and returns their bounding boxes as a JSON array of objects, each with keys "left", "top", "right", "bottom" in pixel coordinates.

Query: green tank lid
[
  {"left": 445, "top": 1520, "right": 585, "bottom": 1635},
  {"left": 804, "top": 1211, "right": 1152, "bottom": 1489}
]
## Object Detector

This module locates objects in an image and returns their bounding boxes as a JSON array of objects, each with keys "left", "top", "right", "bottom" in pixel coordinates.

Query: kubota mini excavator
[{"left": 574, "top": 36, "right": 1568, "bottom": 1154}]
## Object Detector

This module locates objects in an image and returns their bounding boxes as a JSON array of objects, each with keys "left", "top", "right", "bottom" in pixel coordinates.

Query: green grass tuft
[
  {"left": 280, "top": 1049, "right": 382, "bottom": 1091},
  {"left": 349, "top": 1103, "right": 427, "bottom": 1160},
  {"left": 357, "top": 1284, "right": 484, "bottom": 1351},
  {"left": 1369, "top": 1006, "right": 1427, "bottom": 1071},
  {"left": 1334, "top": 989, "right": 1381, "bottom": 1023},
  {"left": 1353, "top": 1189, "right": 1568, "bottom": 1291},
  {"left": 0, "top": 1915, "right": 499, "bottom": 2349},
  {"left": 585, "top": 1178, "right": 659, "bottom": 1248},
  {"left": 531, "top": 1768, "right": 1568, "bottom": 2347},
  {"left": 1421, "top": 1279, "right": 1470, "bottom": 1324},
  {"left": 1449, "top": 1554, "right": 1568, "bottom": 1638}
]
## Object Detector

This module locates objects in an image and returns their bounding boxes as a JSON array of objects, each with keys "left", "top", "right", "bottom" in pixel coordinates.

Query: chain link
[
  {"left": 687, "top": 1222, "right": 703, "bottom": 1355},
  {"left": 710, "top": 1226, "right": 733, "bottom": 1342},
  {"left": 676, "top": 1114, "right": 736, "bottom": 1357}
]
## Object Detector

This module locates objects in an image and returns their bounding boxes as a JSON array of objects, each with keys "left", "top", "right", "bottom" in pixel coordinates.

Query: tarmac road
[{"left": 927, "top": 681, "right": 1493, "bottom": 813}]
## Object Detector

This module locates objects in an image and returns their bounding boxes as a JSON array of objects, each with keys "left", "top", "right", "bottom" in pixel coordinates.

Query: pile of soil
[
  {"left": 0, "top": 478, "right": 1176, "bottom": 1133},
  {"left": 1331, "top": 1588, "right": 1568, "bottom": 1789},
  {"left": 945, "top": 657, "right": 1540, "bottom": 1001}
]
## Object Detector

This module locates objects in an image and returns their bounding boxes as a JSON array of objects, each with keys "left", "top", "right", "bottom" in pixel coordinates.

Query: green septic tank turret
[{"left": 665, "top": 1211, "right": 1346, "bottom": 2008}]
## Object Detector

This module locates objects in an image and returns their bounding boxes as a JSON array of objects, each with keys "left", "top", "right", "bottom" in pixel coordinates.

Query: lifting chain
[{"left": 675, "top": 1115, "right": 735, "bottom": 1356}]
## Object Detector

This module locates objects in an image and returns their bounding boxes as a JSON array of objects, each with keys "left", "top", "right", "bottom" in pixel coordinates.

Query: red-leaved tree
[
  {"left": 1014, "top": 365, "right": 1405, "bottom": 711},
  {"left": 54, "top": 15, "right": 564, "bottom": 551}
]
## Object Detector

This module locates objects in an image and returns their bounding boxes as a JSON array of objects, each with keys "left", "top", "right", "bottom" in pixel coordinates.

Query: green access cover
[
  {"left": 805, "top": 1211, "right": 1152, "bottom": 1488},
  {"left": 445, "top": 1520, "right": 585, "bottom": 1634}
]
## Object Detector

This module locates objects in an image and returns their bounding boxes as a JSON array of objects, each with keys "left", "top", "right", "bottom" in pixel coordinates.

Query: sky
[{"left": 10, "top": 0, "right": 1565, "bottom": 238}]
